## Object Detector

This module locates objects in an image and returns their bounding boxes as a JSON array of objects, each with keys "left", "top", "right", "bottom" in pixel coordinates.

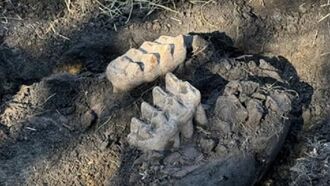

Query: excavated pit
[{"left": 0, "top": 32, "right": 312, "bottom": 185}]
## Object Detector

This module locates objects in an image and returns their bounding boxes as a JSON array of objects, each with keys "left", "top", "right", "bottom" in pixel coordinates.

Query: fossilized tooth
[
  {"left": 124, "top": 48, "right": 161, "bottom": 82},
  {"left": 128, "top": 73, "right": 206, "bottom": 151},
  {"left": 165, "top": 73, "right": 208, "bottom": 126},
  {"left": 127, "top": 107, "right": 178, "bottom": 151},
  {"left": 140, "top": 42, "right": 174, "bottom": 75},
  {"left": 141, "top": 102, "right": 182, "bottom": 148},
  {"left": 152, "top": 86, "right": 194, "bottom": 138},
  {"left": 152, "top": 87, "right": 194, "bottom": 124},
  {"left": 165, "top": 73, "right": 201, "bottom": 107},
  {"left": 129, "top": 117, "right": 153, "bottom": 140},
  {"left": 155, "top": 35, "right": 187, "bottom": 67},
  {"left": 106, "top": 35, "right": 188, "bottom": 93},
  {"left": 106, "top": 56, "right": 143, "bottom": 92},
  {"left": 107, "top": 49, "right": 160, "bottom": 92}
]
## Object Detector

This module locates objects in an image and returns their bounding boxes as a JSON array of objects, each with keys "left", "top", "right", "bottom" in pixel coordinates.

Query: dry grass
[
  {"left": 290, "top": 137, "right": 330, "bottom": 185},
  {"left": 43, "top": 0, "right": 178, "bottom": 39},
  {"left": 1, "top": 0, "right": 178, "bottom": 42},
  {"left": 64, "top": 0, "right": 178, "bottom": 21}
]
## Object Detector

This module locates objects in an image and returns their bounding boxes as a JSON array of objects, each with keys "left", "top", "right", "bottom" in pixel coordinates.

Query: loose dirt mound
[{"left": 0, "top": 33, "right": 312, "bottom": 185}]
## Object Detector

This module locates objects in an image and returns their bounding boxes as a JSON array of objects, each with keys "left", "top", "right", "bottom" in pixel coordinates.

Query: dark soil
[{"left": 0, "top": 0, "right": 329, "bottom": 185}]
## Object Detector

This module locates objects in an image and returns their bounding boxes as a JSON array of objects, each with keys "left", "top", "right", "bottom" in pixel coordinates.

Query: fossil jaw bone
[
  {"left": 127, "top": 73, "right": 207, "bottom": 151},
  {"left": 106, "top": 35, "right": 187, "bottom": 93}
]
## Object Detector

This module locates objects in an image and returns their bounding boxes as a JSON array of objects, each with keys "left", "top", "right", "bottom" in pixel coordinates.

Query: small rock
[
  {"left": 81, "top": 110, "right": 97, "bottom": 130},
  {"left": 199, "top": 138, "right": 216, "bottom": 153},
  {"left": 259, "top": 59, "right": 277, "bottom": 71},
  {"left": 215, "top": 143, "right": 228, "bottom": 156},
  {"left": 248, "top": 61, "right": 257, "bottom": 70},
  {"left": 0, "top": 130, "right": 8, "bottom": 141},
  {"left": 266, "top": 92, "right": 291, "bottom": 113},
  {"left": 251, "top": 92, "right": 266, "bottom": 100},
  {"left": 146, "top": 22, "right": 152, "bottom": 30},
  {"left": 129, "top": 173, "right": 141, "bottom": 184},
  {"left": 99, "top": 140, "right": 109, "bottom": 151},
  {"left": 215, "top": 95, "right": 248, "bottom": 125},
  {"left": 182, "top": 146, "right": 201, "bottom": 161},
  {"left": 59, "top": 106, "right": 75, "bottom": 115},
  {"left": 302, "top": 107, "right": 311, "bottom": 124},
  {"left": 152, "top": 22, "right": 161, "bottom": 31},
  {"left": 164, "top": 152, "right": 181, "bottom": 165},
  {"left": 245, "top": 99, "right": 264, "bottom": 127},
  {"left": 172, "top": 165, "right": 200, "bottom": 178},
  {"left": 212, "top": 120, "right": 231, "bottom": 134}
]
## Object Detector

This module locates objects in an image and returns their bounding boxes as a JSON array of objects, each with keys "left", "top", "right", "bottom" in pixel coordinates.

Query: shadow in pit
[
  {"left": 0, "top": 1, "right": 178, "bottom": 184},
  {"left": 1, "top": 0, "right": 67, "bottom": 21}
]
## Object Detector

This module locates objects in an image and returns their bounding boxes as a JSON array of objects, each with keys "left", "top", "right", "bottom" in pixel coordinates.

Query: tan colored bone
[
  {"left": 106, "top": 35, "right": 187, "bottom": 93},
  {"left": 140, "top": 42, "right": 174, "bottom": 75},
  {"left": 155, "top": 35, "right": 187, "bottom": 66},
  {"left": 127, "top": 104, "right": 178, "bottom": 151},
  {"left": 152, "top": 86, "right": 194, "bottom": 138},
  {"left": 106, "top": 56, "right": 144, "bottom": 92},
  {"left": 165, "top": 73, "right": 208, "bottom": 126},
  {"left": 127, "top": 73, "right": 206, "bottom": 151}
]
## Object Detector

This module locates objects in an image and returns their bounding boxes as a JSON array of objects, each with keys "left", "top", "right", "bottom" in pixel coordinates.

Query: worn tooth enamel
[
  {"left": 129, "top": 117, "right": 140, "bottom": 134},
  {"left": 194, "top": 104, "right": 208, "bottom": 126},
  {"left": 165, "top": 73, "right": 201, "bottom": 107},
  {"left": 141, "top": 102, "right": 161, "bottom": 123},
  {"left": 140, "top": 41, "right": 174, "bottom": 74},
  {"left": 127, "top": 108, "right": 178, "bottom": 151},
  {"left": 152, "top": 86, "right": 168, "bottom": 107},
  {"left": 127, "top": 73, "right": 206, "bottom": 151},
  {"left": 155, "top": 35, "right": 185, "bottom": 52},
  {"left": 125, "top": 48, "right": 160, "bottom": 82},
  {"left": 165, "top": 73, "right": 208, "bottom": 126},
  {"left": 129, "top": 118, "right": 152, "bottom": 140},
  {"left": 106, "top": 56, "right": 137, "bottom": 92},
  {"left": 106, "top": 35, "right": 188, "bottom": 93},
  {"left": 155, "top": 35, "right": 186, "bottom": 66}
]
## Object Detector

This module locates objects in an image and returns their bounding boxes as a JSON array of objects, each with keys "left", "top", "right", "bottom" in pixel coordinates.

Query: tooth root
[
  {"left": 173, "top": 133, "right": 180, "bottom": 148},
  {"left": 181, "top": 119, "right": 194, "bottom": 139},
  {"left": 194, "top": 104, "right": 208, "bottom": 126},
  {"left": 130, "top": 117, "right": 141, "bottom": 133}
]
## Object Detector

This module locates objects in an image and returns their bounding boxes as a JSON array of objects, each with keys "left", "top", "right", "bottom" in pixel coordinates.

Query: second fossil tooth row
[{"left": 127, "top": 73, "right": 207, "bottom": 151}]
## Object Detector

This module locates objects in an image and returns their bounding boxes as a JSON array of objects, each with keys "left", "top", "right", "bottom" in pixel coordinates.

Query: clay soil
[{"left": 0, "top": 0, "right": 329, "bottom": 185}]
